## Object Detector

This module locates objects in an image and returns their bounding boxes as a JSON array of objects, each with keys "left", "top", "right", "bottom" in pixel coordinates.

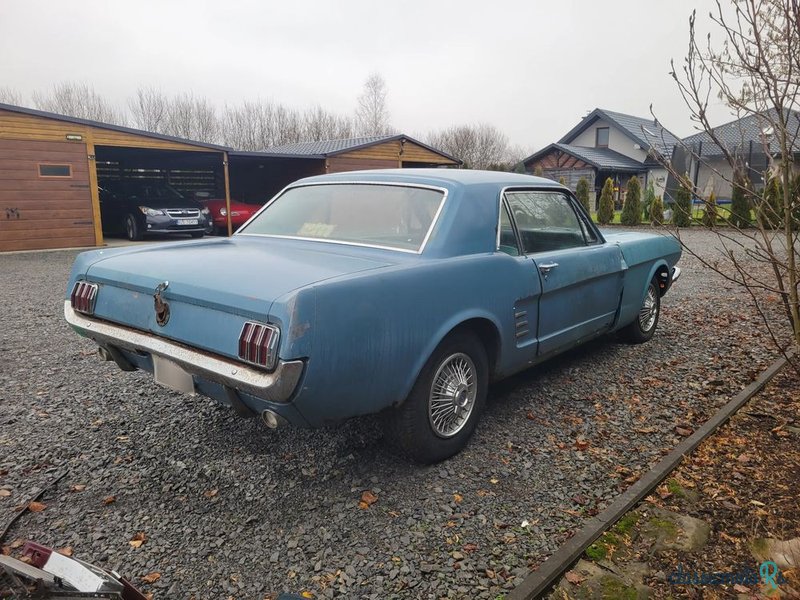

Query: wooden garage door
[{"left": 0, "top": 139, "right": 96, "bottom": 251}]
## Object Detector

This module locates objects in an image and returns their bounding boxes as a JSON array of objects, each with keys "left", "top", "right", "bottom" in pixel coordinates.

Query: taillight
[
  {"left": 70, "top": 281, "right": 98, "bottom": 315},
  {"left": 238, "top": 321, "right": 280, "bottom": 370}
]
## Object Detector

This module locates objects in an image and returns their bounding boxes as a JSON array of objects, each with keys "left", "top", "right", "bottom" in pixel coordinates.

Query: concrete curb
[{"left": 508, "top": 351, "right": 792, "bottom": 600}]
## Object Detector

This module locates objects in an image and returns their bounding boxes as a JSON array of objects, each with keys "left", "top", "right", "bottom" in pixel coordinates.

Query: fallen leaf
[
  {"left": 9, "top": 539, "right": 24, "bottom": 549},
  {"left": 204, "top": 488, "right": 218, "bottom": 498},
  {"left": 301, "top": 592, "right": 314, "bottom": 599},
  {"left": 0, "top": 489, "right": 11, "bottom": 497},
  {"left": 489, "top": 478, "right": 499, "bottom": 485},
  {"left": 102, "top": 496, "right": 116, "bottom": 505},
  {"left": 141, "top": 572, "right": 161, "bottom": 584},
  {"left": 485, "top": 569, "right": 496, "bottom": 578},
  {"left": 358, "top": 490, "right": 378, "bottom": 509},
  {"left": 129, "top": 532, "right": 147, "bottom": 548},
  {"left": 70, "top": 484, "right": 86, "bottom": 493},
  {"left": 463, "top": 543, "right": 478, "bottom": 553},
  {"left": 453, "top": 493, "right": 463, "bottom": 504},
  {"left": 675, "top": 426, "right": 693, "bottom": 437},
  {"left": 565, "top": 570, "right": 586, "bottom": 585},
  {"left": 1, "top": 546, "right": 10, "bottom": 555},
  {"left": 733, "top": 584, "right": 749, "bottom": 593},
  {"left": 28, "top": 501, "right": 46, "bottom": 512},
  {"left": 750, "top": 500, "right": 766, "bottom": 507},
  {"left": 57, "top": 547, "right": 73, "bottom": 557},
  {"left": 575, "top": 438, "right": 589, "bottom": 451}
]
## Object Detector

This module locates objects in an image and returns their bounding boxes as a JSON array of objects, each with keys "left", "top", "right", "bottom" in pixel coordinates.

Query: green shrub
[
  {"left": 702, "top": 191, "right": 718, "bottom": 227},
  {"left": 650, "top": 195, "right": 665, "bottom": 225},
  {"left": 559, "top": 176, "right": 567, "bottom": 187},
  {"left": 672, "top": 179, "right": 692, "bottom": 227},
  {"left": 576, "top": 177, "right": 592, "bottom": 214},
  {"left": 597, "top": 178, "right": 615, "bottom": 225},
  {"left": 642, "top": 180, "right": 656, "bottom": 221},
  {"left": 620, "top": 176, "right": 642, "bottom": 225},
  {"left": 730, "top": 171, "right": 752, "bottom": 228}
]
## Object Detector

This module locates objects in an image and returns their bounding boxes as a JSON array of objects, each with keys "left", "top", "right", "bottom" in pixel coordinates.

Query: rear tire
[
  {"left": 620, "top": 279, "right": 660, "bottom": 343},
  {"left": 125, "top": 214, "right": 143, "bottom": 241},
  {"left": 383, "top": 331, "right": 488, "bottom": 464}
]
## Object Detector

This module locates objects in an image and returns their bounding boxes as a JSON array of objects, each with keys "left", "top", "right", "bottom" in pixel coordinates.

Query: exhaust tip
[{"left": 261, "top": 410, "right": 280, "bottom": 429}]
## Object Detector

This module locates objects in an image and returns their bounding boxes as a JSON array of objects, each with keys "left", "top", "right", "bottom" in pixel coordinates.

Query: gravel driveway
[{"left": 0, "top": 229, "right": 783, "bottom": 599}]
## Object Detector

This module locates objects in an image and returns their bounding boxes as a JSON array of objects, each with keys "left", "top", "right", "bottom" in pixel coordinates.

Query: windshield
[
  {"left": 239, "top": 183, "right": 445, "bottom": 252},
  {"left": 124, "top": 181, "right": 184, "bottom": 200}
]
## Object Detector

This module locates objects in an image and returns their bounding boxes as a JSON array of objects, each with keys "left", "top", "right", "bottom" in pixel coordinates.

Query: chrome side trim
[
  {"left": 236, "top": 181, "right": 449, "bottom": 255},
  {"left": 64, "top": 301, "right": 303, "bottom": 403}
]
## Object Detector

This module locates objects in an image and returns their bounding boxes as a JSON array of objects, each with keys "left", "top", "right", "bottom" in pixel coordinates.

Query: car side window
[
  {"left": 505, "top": 191, "right": 587, "bottom": 254},
  {"left": 497, "top": 201, "right": 520, "bottom": 256}
]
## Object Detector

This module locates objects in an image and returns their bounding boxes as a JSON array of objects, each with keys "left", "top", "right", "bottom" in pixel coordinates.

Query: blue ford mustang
[{"left": 66, "top": 170, "right": 681, "bottom": 463}]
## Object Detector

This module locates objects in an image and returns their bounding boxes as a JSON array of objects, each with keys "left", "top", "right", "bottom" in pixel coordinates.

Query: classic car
[
  {"left": 66, "top": 170, "right": 681, "bottom": 463},
  {"left": 98, "top": 180, "right": 211, "bottom": 241},
  {"left": 195, "top": 196, "right": 261, "bottom": 235}
]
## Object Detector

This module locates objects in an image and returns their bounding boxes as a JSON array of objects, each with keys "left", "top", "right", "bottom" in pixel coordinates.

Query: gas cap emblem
[{"left": 154, "top": 281, "right": 170, "bottom": 327}]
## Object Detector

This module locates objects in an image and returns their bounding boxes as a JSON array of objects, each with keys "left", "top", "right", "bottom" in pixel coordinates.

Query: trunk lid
[{"left": 84, "top": 236, "right": 393, "bottom": 358}]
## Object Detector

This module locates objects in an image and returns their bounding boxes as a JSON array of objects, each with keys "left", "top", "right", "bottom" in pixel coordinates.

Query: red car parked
[{"left": 197, "top": 197, "right": 261, "bottom": 235}]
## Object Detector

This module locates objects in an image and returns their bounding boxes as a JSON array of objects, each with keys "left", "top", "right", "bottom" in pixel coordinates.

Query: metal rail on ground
[{"left": 508, "top": 352, "right": 793, "bottom": 600}]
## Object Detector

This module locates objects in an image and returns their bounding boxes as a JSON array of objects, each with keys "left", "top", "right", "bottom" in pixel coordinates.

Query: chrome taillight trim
[
  {"left": 70, "top": 281, "right": 98, "bottom": 315},
  {"left": 238, "top": 321, "right": 280, "bottom": 371}
]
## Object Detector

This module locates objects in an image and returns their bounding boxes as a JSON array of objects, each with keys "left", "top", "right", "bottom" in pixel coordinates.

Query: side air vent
[{"left": 514, "top": 309, "right": 529, "bottom": 339}]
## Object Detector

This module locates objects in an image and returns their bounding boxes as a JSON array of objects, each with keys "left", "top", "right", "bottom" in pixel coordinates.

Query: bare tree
[
  {"left": 658, "top": 0, "right": 800, "bottom": 363},
  {"left": 426, "top": 124, "right": 512, "bottom": 170},
  {"left": 355, "top": 73, "right": 392, "bottom": 136},
  {"left": 0, "top": 87, "right": 23, "bottom": 105},
  {"left": 128, "top": 87, "right": 168, "bottom": 133},
  {"left": 161, "top": 93, "right": 219, "bottom": 143},
  {"left": 32, "top": 82, "right": 126, "bottom": 124}
]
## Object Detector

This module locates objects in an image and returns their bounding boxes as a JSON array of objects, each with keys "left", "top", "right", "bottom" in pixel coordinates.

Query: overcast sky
[{"left": 1, "top": 0, "right": 729, "bottom": 150}]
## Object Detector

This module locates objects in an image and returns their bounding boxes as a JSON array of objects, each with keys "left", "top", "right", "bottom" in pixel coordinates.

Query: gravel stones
[{"left": 0, "top": 229, "right": 781, "bottom": 598}]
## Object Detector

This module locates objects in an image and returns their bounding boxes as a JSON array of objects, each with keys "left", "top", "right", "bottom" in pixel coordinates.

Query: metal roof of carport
[{"left": 0, "top": 102, "right": 231, "bottom": 152}]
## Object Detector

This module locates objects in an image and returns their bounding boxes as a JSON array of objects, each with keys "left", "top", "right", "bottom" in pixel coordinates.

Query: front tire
[
  {"left": 621, "top": 279, "right": 660, "bottom": 343},
  {"left": 125, "top": 214, "right": 143, "bottom": 241},
  {"left": 384, "top": 331, "right": 488, "bottom": 464}
]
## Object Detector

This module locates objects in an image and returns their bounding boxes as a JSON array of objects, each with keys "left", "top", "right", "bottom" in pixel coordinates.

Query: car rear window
[{"left": 239, "top": 183, "right": 445, "bottom": 252}]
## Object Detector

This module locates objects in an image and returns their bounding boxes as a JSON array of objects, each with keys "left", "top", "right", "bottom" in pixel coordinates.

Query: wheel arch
[{"left": 397, "top": 312, "right": 503, "bottom": 407}]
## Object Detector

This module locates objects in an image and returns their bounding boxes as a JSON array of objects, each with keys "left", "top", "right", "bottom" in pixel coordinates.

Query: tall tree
[
  {"left": 659, "top": 0, "right": 800, "bottom": 359},
  {"left": 597, "top": 178, "right": 615, "bottom": 225},
  {"left": 576, "top": 177, "right": 592, "bottom": 214},
  {"left": 0, "top": 87, "right": 22, "bottom": 105},
  {"left": 620, "top": 176, "right": 642, "bottom": 225},
  {"left": 355, "top": 73, "right": 392, "bottom": 136},
  {"left": 33, "top": 82, "right": 125, "bottom": 125},
  {"left": 128, "top": 87, "right": 168, "bottom": 133},
  {"left": 426, "top": 124, "right": 510, "bottom": 170}
]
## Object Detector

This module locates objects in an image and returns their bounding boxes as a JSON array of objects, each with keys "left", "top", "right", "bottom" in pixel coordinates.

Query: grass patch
[
  {"left": 611, "top": 512, "right": 640, "bottom": 536},
  {"left": 647, "top": 516, "right": 678, "bottom": 539},
  {"left": 600, "top": 575, "right": 639, "bottom": 600},
  {"left": 585, "top": 532, "right": 621, "bottom": 561}
]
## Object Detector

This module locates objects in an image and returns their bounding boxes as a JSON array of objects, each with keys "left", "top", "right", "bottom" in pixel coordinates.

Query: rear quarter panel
[{"left": 276, "top": 253, "right": 534, "bottom": 426}]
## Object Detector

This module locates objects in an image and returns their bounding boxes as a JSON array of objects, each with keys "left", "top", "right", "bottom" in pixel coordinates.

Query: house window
[
  {"left": 38, "top": 164, "right": 72, "bottom": 177},
  {"left": 595, "top": 127, "right": 609, "bottom": 148}
]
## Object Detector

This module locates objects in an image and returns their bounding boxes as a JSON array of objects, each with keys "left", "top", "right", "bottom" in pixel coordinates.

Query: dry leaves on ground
[
  {"left": 129, "top": 532, "right": 147, "bottom": 548},
  {"left": 358, "top": 491, "right": 378, "bottom": 509},
  {"left": 28, "top": 501, "right": 46, "bottom": 512},
  {"left": 141, "top": 572, "right": 161, "bottom": 584}
]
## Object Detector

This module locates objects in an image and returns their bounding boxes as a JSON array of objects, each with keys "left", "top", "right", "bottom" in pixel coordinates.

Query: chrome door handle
[{"left": 538, "top": 262, "right": 559, "bottom": 275}]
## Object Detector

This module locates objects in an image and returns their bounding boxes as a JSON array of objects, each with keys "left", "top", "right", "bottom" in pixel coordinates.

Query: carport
[{"left": 0, "top": 102, "right": 231, "bottom": 251}]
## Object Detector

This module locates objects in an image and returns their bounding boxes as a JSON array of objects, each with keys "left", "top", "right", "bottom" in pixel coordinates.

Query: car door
[{"left": 504, "top": 189, "right": 624, "bottom": 357}]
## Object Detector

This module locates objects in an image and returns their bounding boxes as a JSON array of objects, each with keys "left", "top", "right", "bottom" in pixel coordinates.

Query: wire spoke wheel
[
  {"left": 639, "top": 283, "right": 658, "bottom": 332},
  {"left": 428, "top": 352, "right": 477, "bottom": 438}
]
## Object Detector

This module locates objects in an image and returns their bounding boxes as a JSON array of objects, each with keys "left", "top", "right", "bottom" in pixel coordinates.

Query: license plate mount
[
  {"left": 177, "top": 218, "right": 198, "bottom": 226},
  {"left": 153, "top": 355, "right": 195, "bottom": 395}
]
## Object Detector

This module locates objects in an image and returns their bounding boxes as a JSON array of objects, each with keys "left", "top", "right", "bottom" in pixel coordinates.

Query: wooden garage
[
  {"left": 0, "top": 103, "right": 228, "bottom": 252},
  {"left": 0, "top": 103, "right": 460, "bottom": 252}
]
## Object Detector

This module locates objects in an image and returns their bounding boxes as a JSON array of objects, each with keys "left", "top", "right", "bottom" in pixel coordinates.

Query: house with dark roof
[
  {"left": 522, "top": 108, "right": 681, "bottom": 208},
  {"left": 677, "top": 108, "right": 800, "bottom": 201}
]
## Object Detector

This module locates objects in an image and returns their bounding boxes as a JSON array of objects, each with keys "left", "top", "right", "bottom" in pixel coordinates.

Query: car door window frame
[
  {"left": 497, "top": 187, "right": 604, "bottom": 255},
  {"left": 496, "top": 196, "right": 523, "bottom": 256}
]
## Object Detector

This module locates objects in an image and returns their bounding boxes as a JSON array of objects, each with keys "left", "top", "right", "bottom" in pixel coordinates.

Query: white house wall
[{"left": 569, "top": 119, "right": 649, "bottom": 162}]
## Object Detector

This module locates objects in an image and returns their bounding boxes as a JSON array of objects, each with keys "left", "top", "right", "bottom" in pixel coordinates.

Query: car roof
[{"left": 296, "top": 168, "right": 563, "bottom": 190}]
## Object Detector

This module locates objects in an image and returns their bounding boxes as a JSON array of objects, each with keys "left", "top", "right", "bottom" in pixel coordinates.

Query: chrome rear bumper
[
  {"left": 671, "top": 266, "right": 682, "bottom": 283},
  {"left": 64, "top": 301, "right": 302, "bottom": 403}
]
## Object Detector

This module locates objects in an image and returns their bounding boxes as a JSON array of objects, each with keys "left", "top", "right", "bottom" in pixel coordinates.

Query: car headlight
[
  {"left": 201, "top": 207, "right": 211, "bottom": 216},
  {"left": 219, "top": 207, "right": 227, "bottom": 216},
  {"left": 138, "top": 206, "right": 164, "bottom": 217}
]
